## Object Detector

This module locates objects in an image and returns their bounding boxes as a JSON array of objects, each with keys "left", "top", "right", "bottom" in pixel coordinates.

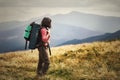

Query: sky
[{"left": 0, "top": 0, "right": 120, "bottom": 22}]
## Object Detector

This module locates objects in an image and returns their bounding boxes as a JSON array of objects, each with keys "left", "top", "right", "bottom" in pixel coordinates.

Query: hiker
[{"left": 37, "top": 17, "right": 52, "bottom": 76}]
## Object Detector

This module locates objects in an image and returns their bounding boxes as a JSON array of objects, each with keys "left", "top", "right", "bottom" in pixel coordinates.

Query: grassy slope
[{"left": 0, "top": 40, "right": 120, "bottom": 80}]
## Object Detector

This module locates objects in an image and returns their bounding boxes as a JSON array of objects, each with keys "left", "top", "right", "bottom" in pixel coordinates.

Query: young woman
[{"left": 37, "top": 17, "right": 52, "bottom": 76}]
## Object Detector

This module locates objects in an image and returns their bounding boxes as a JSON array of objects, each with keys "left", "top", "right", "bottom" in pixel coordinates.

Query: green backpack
[
  {"left": 24, "top": 22, "right": 41, "bottom": 49},
  {"left": 24, "top": 22, "right": 52, "bottom": 55}
]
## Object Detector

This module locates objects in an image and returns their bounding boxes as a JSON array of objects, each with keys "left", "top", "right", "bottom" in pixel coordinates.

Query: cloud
[
  {"left": 0, "top": 0, "right": 120, "bottom": 9},
  {"left": 0, "top": 0, "right": 120, "bottom": 22},
  {"left": 0, "top": 0, "right": 120, "bottom": 12},
  {"left": 0, "top": 0, "right": 120, "bottom": 14}
]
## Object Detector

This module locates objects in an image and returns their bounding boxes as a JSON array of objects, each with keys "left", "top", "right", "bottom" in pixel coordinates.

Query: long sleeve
[{"left": 41, "top": 28, "right": 50, "bottom": 43}]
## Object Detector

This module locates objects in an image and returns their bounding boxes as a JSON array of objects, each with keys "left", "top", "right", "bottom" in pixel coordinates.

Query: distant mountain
[
  {"left": 0, "top": 21, "right": 102, "bottom": 53},
  {"left": 52, "top": 11, "right": 120, "bottom": 32},
  {"left": 0, "top": 11, "right": 120, "bottom": 53},
  {"left": 0, "top": 25, "right": 25, "bottom": 53},
  {"left": 50, "top": 23, "right": 102, "bottom": 46},
  {"left": 59, "top": 30, "right": 120, "bottom": 46}
]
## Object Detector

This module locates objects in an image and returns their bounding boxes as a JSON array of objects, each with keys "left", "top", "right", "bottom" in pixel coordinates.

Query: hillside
[
  {"left": 59, "top": 30, "right": 120, "bottom": 46},
  {"left": 0, "top": 40, "right": 120, "bottom": 80}
]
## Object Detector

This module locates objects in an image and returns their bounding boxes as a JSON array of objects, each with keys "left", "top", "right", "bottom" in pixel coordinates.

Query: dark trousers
[{"left": 37, "top": 46, "right": 50, "bottom": 75}]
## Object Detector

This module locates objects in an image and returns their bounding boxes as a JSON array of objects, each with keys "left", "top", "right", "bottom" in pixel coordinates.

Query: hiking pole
[{"left": 48, "top": 43, "right": 51, "bottom": 56}]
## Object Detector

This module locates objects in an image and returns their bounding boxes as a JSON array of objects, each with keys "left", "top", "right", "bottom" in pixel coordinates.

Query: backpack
[{"left": 24, "top": 22, "right": 41, "bottom": 50}]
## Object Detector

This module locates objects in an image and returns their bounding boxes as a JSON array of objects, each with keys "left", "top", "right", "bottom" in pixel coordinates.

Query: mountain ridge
[
  {"left": 0, "top": 11, "right": 120, "bottom": 53},
  {"left": 59, "top": 30, "right": 120, "bottom": 46}
]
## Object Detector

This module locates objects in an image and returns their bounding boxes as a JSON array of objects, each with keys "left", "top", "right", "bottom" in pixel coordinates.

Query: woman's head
[{"left": 41, "top": 17, "right": 52, "bottom": 28}]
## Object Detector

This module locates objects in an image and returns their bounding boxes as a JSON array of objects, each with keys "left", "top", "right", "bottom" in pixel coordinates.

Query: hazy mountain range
[
  {"left": 58, "top": 30, "right": 120, "bottom": 46},
  {"left": 0, "top": 11, "right": 120, "bottom": 53}
]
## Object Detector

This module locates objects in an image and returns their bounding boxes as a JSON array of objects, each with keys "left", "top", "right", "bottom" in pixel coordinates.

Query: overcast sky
[
  {"left": 0, "top": 0, "right": 120, "bottom": 22},
  {"left": 0, "top": 0, "right": 120, "bottom": 8}
]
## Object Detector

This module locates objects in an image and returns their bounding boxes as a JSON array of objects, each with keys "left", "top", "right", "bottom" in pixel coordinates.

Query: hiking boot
[
  {"left": 34, "top": 74, "right": 41, "bottom": 80},
  {"left": 37, "top": 71, "right": 43, "bottom": 76}
]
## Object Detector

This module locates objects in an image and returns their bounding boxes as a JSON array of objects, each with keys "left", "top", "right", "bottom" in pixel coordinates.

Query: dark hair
[{"left": 41, "top": 17, "right": 52, "bottom": 28}]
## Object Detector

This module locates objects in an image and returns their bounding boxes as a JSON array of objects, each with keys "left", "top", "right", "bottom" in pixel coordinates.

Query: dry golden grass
[{"left": 0, "top": 40, "right": 120, "bottom": 80}]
